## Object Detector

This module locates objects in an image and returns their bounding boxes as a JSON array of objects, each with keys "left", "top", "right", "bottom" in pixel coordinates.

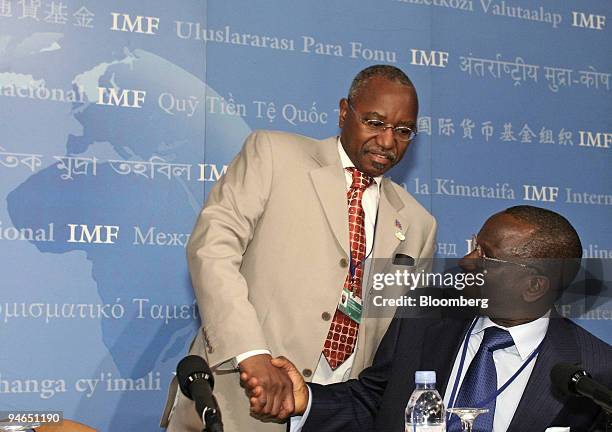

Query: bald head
[
  {"left": 501, "top": 205, "right": 582, "bottom": 260},
  {"left": 498, "top": 206, "right": 583, "bottom": 290}
]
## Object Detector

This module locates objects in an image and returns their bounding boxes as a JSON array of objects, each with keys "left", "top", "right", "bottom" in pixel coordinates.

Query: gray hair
[{"left": 347, "top": 65, "right": 415, "bottom": 101}]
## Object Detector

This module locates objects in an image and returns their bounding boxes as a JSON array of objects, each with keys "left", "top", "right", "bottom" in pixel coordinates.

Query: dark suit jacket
[{"left": 304, "top": 309, "right": 612, "bottom": 432}]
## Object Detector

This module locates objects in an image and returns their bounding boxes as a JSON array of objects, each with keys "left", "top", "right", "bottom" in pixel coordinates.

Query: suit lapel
[
  {"left": 352, "top": 179, "right": 412, "bottom": 371},
  {"left": 372, "top": 179, "right": 409, "bottom": 259},
  {"left": 507, "top": 315, "right": 581, "bottom": 431},
  {"left": 421, "top": 318, "right": 472, "bottom": 397},
  {"left": 358, "top": 180, "right": 427, "bottom": 371},
  {"left": 309, "top": 137, "right": 349, "bottom": 257},
  {"left": 310, "top": 152, "right": 412, "bottom": 260}
]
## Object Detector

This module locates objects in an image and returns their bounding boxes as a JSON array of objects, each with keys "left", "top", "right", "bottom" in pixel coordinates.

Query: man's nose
[{"left": 375, "top": 127, "right": 395, "bottom": 149}]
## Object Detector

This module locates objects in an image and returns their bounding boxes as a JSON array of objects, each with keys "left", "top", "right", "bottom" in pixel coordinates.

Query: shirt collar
[
  {"left": 472, "top": 312, "right": 550, "bottom": 360},
  {"left": 337, "top": 138, "right": 383, "bottom": 187}
]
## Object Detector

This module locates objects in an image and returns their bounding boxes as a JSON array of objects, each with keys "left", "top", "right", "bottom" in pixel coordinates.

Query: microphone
[
  {"left": 551, "top": 362, "right": 612, "bottom": 412},
  {"left": 177, "top": 355, "right": 224, "bottom": 432}
]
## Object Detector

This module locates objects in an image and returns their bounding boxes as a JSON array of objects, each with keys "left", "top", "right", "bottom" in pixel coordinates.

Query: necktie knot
[
  {"left": 481, "top": 326, "right": 515, "bottom": 352},
  {"left": 346, "top": 167, "right": 373, "bottom": 191}
]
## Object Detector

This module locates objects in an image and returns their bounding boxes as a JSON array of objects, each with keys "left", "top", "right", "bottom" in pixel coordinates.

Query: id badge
[{"left": 338, "top": 288, "right": 362, "bottom": 324}]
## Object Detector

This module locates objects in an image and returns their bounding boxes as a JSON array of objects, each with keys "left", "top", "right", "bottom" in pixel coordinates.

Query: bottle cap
[{"left": 415, "top": 371, "right": 436, "bottom": 384}]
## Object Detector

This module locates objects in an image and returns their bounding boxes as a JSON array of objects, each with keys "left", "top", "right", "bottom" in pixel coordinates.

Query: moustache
[{"left": 365, "top": 148, "right": 397, "bottom": 162}]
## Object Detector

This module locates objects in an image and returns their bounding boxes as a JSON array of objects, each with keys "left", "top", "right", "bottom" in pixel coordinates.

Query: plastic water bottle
[{"left": 405, "top": 371, "right": 446, "bottom": 432}]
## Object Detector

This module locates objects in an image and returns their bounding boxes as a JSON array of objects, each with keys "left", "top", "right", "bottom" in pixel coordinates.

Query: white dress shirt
[{"left": 444, "top": 314, "right": 550, "bottom": 432}]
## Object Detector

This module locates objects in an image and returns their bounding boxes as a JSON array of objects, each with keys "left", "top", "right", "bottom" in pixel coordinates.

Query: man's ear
[
  {"left": 523, "top": 275, "right": 550, "bottom": 303},
  {"left": 338, "top": 98, "right": 349, "bottom": 128}
]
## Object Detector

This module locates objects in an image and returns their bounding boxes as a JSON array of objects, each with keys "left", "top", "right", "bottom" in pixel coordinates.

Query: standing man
[{"left": 161, "top": 65, "right": 437, "bottom": 432}]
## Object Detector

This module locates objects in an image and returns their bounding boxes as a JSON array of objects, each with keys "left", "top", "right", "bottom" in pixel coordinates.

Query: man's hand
[
  {"left": 238, "top": 354, "right": 294, "bottom": 420},
  {"left": 242, "top": 356, "right": 309, "bottom": 418}
]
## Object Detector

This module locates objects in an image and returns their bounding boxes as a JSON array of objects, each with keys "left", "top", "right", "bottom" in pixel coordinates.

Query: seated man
[{"left": 244, "top": 205, "right": 612, "bottom": 432}]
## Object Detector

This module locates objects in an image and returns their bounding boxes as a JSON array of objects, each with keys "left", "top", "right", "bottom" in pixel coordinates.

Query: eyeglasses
[
  {"left": 470, "top": 234, "right": 534, "bottom": 270},
  {"left": 347, "top": 100, "right": 417, "bottom": 142}
]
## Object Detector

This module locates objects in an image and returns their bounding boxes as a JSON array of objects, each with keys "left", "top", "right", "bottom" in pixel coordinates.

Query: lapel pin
[{"left": 395, "top": 220, "right": 405, "bottom": 241}]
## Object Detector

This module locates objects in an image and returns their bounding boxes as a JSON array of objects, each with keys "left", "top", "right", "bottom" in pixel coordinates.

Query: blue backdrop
[{"left": 0, "top": 0, "right": 610, "bottom": 430}]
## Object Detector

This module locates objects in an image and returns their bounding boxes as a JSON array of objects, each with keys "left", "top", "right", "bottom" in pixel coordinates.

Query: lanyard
[
  {"left": 446, "top": 318, "right": 544, "bottom": 421},
  {"left": 349, "top": 200, "right": 379, "bottom": 285}
]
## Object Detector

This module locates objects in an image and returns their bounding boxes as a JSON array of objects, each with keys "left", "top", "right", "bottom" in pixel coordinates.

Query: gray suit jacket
[{"left": 161, "top": 130, "right": 437, "bottom": 432}]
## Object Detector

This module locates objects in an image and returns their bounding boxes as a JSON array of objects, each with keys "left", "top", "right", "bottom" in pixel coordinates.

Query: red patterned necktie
[{"left": 323, "top": 167, "right": 374, "bottom": 370}]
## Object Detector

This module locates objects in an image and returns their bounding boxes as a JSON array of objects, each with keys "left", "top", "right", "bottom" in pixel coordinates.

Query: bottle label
[{"left": 405, "top": 425, "right": 445, "bottom": 432}]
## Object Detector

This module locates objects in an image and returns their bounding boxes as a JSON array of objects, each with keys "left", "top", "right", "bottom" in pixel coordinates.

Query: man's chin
[{"left": 363, "top": 161, "right": 391, "bottom": 176}]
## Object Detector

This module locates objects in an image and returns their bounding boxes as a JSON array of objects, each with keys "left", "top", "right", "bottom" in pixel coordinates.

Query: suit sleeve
[
  {"left": 302, "top": 314, "right": 404, "bottom": 432},
  {"left": 187, "top": 130, "right": 274, "bottom": 367}
]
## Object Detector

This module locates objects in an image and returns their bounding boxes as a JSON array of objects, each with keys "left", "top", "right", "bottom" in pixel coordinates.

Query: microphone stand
[
  {"left": 200, "top": 406, "right": 223, "bottom": 432},
  {"left": 190, "top": 373, "right": 223, "bottom": 432}
]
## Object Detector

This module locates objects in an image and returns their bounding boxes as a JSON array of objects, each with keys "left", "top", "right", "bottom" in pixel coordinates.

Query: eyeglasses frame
[{"left": 346, "top": 99, "right": 417, "bottom": 142}]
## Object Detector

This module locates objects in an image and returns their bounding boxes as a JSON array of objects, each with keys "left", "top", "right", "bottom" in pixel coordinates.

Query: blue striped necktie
[{"left": 449, "top": 326, "right": 515, "bottom": 432}]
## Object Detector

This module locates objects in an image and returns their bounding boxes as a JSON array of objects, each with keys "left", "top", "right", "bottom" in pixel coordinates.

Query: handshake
[{"left": 239, "top": 354, "right": 309, "bottom": 421}]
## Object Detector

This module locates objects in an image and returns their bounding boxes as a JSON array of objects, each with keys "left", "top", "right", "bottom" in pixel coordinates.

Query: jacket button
[
  {"left": 202, "top": 329, "right": 214, "bottom": 354},
  {"left": 321, "top": 312, "right": 331, "bottom": 321},
  {"left": 302, "top": 368, "right": 313, "bottom": 378},
  {"left": 339, "top": 258, "right": 349, "bottom": 268}
]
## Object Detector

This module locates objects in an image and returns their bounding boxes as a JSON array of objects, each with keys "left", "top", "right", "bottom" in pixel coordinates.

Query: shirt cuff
[
  {"left": 234, "top": 349, "right": 272, "bottom": 367},
  {"left": 289, "top": 385, "right": 313, "bottom": 432}
]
